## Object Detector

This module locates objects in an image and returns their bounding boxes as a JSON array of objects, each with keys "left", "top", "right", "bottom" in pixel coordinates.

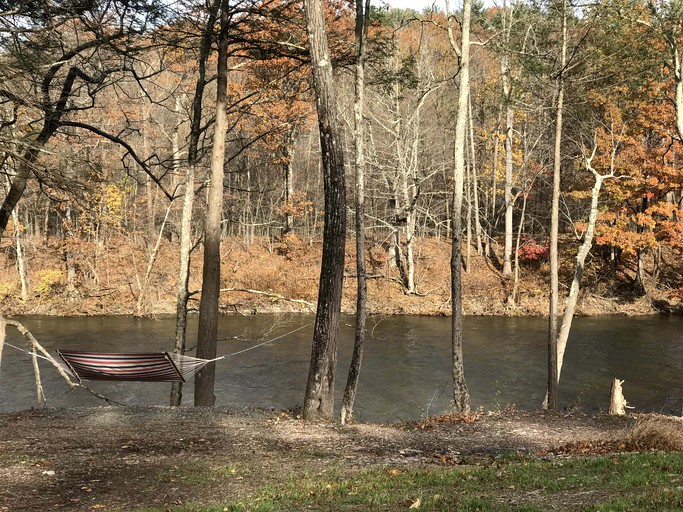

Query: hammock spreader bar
[{"left": 55, "top": 350, "right": 213, "bottom": 383}]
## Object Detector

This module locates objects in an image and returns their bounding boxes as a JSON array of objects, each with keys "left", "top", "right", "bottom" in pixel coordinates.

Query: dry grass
[{"left": 622, "top": 416, "right": 683, "bottom": 451}]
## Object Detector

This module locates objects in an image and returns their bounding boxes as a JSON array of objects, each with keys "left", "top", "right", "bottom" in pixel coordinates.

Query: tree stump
[{"left": 609, "top": 378, "right": 627, "bottom": 415}]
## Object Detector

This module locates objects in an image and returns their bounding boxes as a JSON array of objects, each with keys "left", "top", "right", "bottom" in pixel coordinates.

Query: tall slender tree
[
  {"left": 446, "top": 0, "right": 472, "bottom": 413},
  {"left": 547, "top": 0, "right": 567, "bottom": 411},
  {"left": 302, "top": 0, "right": 348, "bottom": 421},
  {"left": 341, "top": 0, "right": 371, "bottom": 426},
  {"left": 194, "top": 0, "right": 230, "bottom": 407}
]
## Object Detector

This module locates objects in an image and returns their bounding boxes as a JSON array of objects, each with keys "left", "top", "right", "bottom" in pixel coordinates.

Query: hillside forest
[{"left": 1, "top": 0, "right": 683, "bottom": 414}]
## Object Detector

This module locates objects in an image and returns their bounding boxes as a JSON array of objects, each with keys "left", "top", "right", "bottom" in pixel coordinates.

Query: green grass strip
[{"left": 144, "top": 451, "right": 683, "bottom": 512}]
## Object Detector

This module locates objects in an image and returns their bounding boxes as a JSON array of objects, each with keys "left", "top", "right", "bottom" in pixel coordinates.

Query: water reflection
[{"left": 1, "top": 314, "right": 681, "bottom": 421}]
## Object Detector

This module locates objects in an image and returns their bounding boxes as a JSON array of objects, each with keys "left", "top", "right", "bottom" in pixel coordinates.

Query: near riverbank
[
  {"left": 1, "top": 407, "right": 681, "bottom": 511},
  {"left": 1, "top": 235, "right": 680, "bottom": 317}
]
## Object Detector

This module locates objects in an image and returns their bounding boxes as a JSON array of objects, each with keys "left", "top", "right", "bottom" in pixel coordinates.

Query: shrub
[
  {"left": 35, "top": 269, "right": 65, "bottom": 297},
  {"left": 517, "top": 238, "right": 549, "bottom": 262}
]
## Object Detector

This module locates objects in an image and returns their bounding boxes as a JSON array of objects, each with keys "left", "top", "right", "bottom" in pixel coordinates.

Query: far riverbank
[{"left": 0, "top": 236, "right": 680, "bottom": 317}]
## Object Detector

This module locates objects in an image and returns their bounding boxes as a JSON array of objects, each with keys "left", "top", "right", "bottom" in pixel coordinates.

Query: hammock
[{"left": 56, "top": 350, "right": 213, "bottom": 383}]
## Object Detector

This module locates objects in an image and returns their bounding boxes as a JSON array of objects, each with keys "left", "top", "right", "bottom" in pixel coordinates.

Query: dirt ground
[{"left": 0, "top": 406, "right": 657, "bottom": 512}]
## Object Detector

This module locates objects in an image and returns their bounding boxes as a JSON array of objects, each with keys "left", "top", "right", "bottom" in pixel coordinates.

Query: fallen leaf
[{"left": 409, "top": 498, "right": 421, "bottom": 509}]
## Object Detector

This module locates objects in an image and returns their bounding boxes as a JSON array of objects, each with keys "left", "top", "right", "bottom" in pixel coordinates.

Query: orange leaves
[{"left": 275, "top": 192, "right": 315, "bottom": 218}]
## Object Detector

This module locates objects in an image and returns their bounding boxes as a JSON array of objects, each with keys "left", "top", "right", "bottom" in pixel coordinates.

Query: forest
[
  {"left": 0, "top": 0, "right": 681, "bottom": 313},
  {"left": 1, "top": 0, "right": 683, "bottom": 416}
]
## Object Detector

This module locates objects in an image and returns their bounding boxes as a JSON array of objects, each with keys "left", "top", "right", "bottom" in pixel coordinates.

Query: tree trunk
[
  {"left": 0, "top": 315, "right": 5, "bottom": 367},
  {"left": 500, "top": 0, "right": 514, "bottom": 277},
  {"left": 446, "top": 0, "right": 471, "bottom": 413},
  {"left": 170, "top": 166, "right": 195, "bottom": 406},
  {"left": 341, "top": 0, "right": 370, "bottom": 426},
  {"left": 171, "top": 1, "right": 217, "bottom": 406},
  {"left": 11, "top": 207, "right": 28, "bottom": 301},
  {"left": 136, "top": 202, "right": 172, "bottom": 317},
  {"left": 194, "top": 0, "right": 229, "bottom": 407},
  {"left": 283, "top": 134, "right": 295, "bottom": 234},
  {"left": 503, "top": 102, "right": 514, "bottom": 277},
  {"left": 555, "top": 146, "right": 615, "bottom": 393},
  {"left": 468, "top": 98, "right": 483, "bottom": 255},
  {"left": 302, "top": 0, "right": 347, "bottom": 421},
  {"left": 30, "top": 342, "right": 47, "bottom": 408},
  {"left": 609, "top": 378, "right": 627, "bottom": 416},
  {"left": 547, "top": 0, "right": 567, "bottom": 410},
  {"left": 488, "top": 107, "right": 502, "bottom": 257}
]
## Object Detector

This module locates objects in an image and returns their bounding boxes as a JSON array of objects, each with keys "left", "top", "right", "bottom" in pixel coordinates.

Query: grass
[{"left": 139, "top": 451, "right": 683, "bottom": 512}]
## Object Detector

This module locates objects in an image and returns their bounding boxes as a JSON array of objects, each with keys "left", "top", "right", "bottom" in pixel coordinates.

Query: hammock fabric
[{"left": 56, "top": 350, "right": 211, "bottom": 383}]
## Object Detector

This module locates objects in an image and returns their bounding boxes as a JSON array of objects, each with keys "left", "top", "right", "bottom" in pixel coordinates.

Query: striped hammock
[{"left": 56, "top": 350, "right": 212, "bottom": 383}]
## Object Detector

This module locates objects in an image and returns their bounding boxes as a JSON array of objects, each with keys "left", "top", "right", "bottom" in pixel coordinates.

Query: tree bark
[
  {"left": 194, "top": 0, "right": 229, "bottom": 407},
  {"left": 171, "top": 2, "right": 218, "bottom": 406},
  {"left": 302, "top": 0, "right": 347, "bottom": 421},
  {"left": 501, "top": 0, "right": 514, "bottom": 277},
  {"left": 547, "top": 0, "right": 567, "bottom": 410},
  {"left": 609, "top": 378, "right": 627, "bottom": 416},
  {"left": 446, "top": 0, "right": 472, "bottom": 413},
  {"left": 11, "top": 207, "right": 28, "bottom": 301},
  {"left": 340, "top": 0, "right": 370, "bottom": 425},
  {"left": 468, "top": 98, "right": 483, "bottom": 255},
  {"left": 555, "top": 143, "right": 616, "bottom": 392},
  {"left": 170, "top": 165, "right": 195, "bottom": 406},
  {"left": 341, "top": 0, "right": 370, "bottom": 426},
  {"left": 503, "top": 103, "right": 514, "bottom": 277}
]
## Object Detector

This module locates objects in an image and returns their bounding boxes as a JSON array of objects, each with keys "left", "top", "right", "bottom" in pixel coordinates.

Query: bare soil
[{"left": 0, "top": 406, "right": 658, "bottom": 511}]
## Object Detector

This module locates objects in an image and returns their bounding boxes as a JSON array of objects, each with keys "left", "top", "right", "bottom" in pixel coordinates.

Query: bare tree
[
  {"left": 194, "top": 0, "right": 230, "bottom": 407},
  {"left": 446, "top": 0, "right": 472, "bottom": 413},
  {"left": 341, "top": 0, "right": 371, "bottom": 426},
  {"left": 547, "top": 0, "right": 568, "bottom": 411},
  {"left": 302, "top": 0, "right": 348, "bottom": 421}
]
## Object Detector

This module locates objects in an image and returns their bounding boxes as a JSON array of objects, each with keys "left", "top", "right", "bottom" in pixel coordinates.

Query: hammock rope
[{"left": 2, "top": 324, "right": 309, "bottom": 383}]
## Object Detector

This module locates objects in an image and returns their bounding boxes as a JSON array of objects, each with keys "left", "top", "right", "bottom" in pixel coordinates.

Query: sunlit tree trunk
[
  {"left": 468, "top": 98, "right": 483, "bottom": 255},
  {"left": 170, "top": 165, "right": 195, "bottom": 406},
  {"left": 194, "top": 0, "right": 229, "bottom": 407},
  {"left": 446, "top": 0, "right": 471, "bottom": 413},
  {"left": 341, "top": 0, "right": 370, "bottom": 426},
  {"left": 555, "top": 148, "right": 615, "bottom": 388},
  {"left": 11, "top": 207, "right": 28, "bottom": 301},
  {"left": 547, "top": 0, "right": 567, "bottom": 411},
  {"left": 302, "top": 0, "right": 347, "bottom": 421},
  {"left": 501, "top": 0, "right": 514, "bottom": 277},
  {"left": 171, "top": 3, "right": 218, "bottom": 406}
]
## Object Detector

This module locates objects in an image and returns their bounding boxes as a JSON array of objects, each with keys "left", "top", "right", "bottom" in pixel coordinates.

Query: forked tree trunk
[
  {"left": 302, "top": 0, "right": 347, "bottom": 421},
  {"left": 194, "top": 0, "right": 229, "bottom": 407},
  {"left": 555, "top": 143, "right": 617, "bottom": 394},
  {"left": 171, "top": 0, "right": 218, "bottom": 406},
  {"left": 341, "top": 0, "right": 370, "bottom": 426},
  {"left": 446, "top": 0, "right": 472, "bottom": 413}
]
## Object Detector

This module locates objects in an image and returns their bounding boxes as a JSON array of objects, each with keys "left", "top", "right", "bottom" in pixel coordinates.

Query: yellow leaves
[
  {"left": 35, "top": 269, "right": 65, "bottom": 297},
  {"left": 409, "top": 497, "right": 422, "bottom": 508},
  {"left": 104, "top": 184, "right": 124, "bottom": 222},
  {"left": 566, "top": 189, "right": 592, "bottom": 201}
]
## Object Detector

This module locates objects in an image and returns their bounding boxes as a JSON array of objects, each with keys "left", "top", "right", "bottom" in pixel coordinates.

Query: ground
[
  {"left": 1, "top": 235, "right": 680, "bottom": 317},
  {"left": 0, "top": 406, "right": 672, "bottom": 511}
]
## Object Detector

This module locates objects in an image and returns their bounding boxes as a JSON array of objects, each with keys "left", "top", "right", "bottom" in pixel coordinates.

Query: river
[{"left": 1, "top": 314, "right": 681, "bottom": 421}]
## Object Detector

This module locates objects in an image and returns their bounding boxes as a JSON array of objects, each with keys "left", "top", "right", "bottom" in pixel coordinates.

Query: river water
[{"left": 1, "top": 314, "right": 681, "bottom": 421}]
